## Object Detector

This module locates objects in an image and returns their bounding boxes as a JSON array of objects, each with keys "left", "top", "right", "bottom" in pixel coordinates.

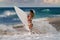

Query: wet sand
[{"left": 47, "top": 17, "right": 60, "bottom": 31}]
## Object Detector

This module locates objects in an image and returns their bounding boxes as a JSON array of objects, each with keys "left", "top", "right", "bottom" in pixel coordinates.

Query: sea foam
[{"left": 0, "top": 18, "right": 59, "bottom": 40}]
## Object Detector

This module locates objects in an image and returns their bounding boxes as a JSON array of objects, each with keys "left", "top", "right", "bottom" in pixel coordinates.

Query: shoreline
[
  {"left": 47, "top": 17, "right": 60, "bottom": 31},
  {"left": 0, "top": 17, "right": 60, "bottom": 35},
  {"left": 13, "top": 17, "right": 60, "bottom": 31}
]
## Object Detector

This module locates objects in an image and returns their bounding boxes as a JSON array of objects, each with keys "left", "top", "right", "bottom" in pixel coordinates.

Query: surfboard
[{"left": 14, "top": 6, "right": 30, "bottom": 31}]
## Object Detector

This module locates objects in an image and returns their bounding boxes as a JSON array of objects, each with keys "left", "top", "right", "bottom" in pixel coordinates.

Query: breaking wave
[{"left": 0, "top": 18, "right": 59, "bottom": 40}]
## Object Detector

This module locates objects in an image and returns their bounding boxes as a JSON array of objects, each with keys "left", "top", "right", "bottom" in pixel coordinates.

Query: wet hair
[
  {"left": 30, "top": 10, "right": 34, "bottom": 14},
  {"left": 30, "top": 10, "right": 35, "bottom": 18}
]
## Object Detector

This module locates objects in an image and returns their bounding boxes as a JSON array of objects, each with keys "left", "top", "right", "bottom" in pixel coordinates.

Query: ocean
[
  {"left": 0, "top": 7, "right": 60, "bottom": 40},
  {"left": 0, "top": 7, "right": 60, "bottom": 25}
]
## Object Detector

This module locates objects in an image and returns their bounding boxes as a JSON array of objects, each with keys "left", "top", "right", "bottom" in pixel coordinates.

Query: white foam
[
  {"left": 33, "top": 18, "right": 48, "bottom": 21},
  {"left": 0, "top": 33, "right": 60, "bottom": 40},
  {"left": 52, "top": 15, "right": 60, "bottom": 17},
  {"left": 0, "top": 24, "right": 17, "bottom": 35},
  {"left": 0, "top": 18, "right": 59, "bottom": 40},
  {"left": 0, "top": 11, "right": 16, "bottom": 17},
  {"left": 33, "top": 18, "right": 57, "bottom": 34},
  {"left": 4, "top": 11, "right": 16, "bottom": 16}
]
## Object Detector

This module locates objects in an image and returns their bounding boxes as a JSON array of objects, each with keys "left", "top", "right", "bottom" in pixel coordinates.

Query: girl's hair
[
  {"left": 30, "top": 10, "right": 35, "bottom": 18},
  {"left": 30, "top": 10, "right": 34, "bottom": 13}
]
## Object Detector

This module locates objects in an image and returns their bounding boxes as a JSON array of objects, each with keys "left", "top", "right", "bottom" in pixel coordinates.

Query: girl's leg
[{"left": 28, "top": 24, "right": 33, "bottom": 33}]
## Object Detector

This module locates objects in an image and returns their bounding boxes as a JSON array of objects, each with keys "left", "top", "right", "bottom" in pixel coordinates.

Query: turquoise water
[{"left": 0, "top": 7, "right": 60, "bottom": 25}]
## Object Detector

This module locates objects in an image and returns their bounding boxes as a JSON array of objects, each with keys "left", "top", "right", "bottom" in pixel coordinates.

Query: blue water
[{"left": 0, "top": 7, "right": 60, "bottom": 25}]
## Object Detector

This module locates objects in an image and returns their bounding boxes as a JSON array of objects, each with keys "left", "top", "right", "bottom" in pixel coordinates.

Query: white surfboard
[{"left": 14, "top": 6, "right": 30, "bottom": 31}]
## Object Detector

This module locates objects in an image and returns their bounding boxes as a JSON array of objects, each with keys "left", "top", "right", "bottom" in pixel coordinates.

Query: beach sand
[{"left": 47, "top": 17, "right": 60, "bottom": 31}]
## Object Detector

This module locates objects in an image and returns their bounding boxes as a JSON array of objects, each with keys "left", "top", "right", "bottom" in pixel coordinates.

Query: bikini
[{"left": 27, "top": 15, "right": 33, "bottom": 29}]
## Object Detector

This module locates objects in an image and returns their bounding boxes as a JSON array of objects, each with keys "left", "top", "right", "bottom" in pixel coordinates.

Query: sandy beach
[{"left": 47, "top": 17, "right": 60, "bottom": 31}]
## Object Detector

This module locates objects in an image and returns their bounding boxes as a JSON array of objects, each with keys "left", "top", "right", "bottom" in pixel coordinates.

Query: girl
[{"left": 27, "top": 10, "right": 34, "bottom": 32}]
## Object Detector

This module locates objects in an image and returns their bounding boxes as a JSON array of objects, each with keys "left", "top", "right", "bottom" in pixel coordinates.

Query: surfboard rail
[{"left": 14, "top": 6, "right": 30, "bottom": 30}]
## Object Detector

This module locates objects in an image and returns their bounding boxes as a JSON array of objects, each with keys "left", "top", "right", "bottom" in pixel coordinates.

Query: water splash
[
  {"left": 0, "top": 18, "right": 59, "bottom": 40},
  {"left": 33, "top": 18, "right": 57, "bottom": 34}
]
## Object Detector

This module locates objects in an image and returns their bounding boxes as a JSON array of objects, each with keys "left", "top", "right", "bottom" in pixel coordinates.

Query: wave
[
  {"left": 41, "top": 9, "right": 50, "bottom": 12},
  {"left": 0, "top": 18, "right": 57, "bottom": 34},
  {"left": 33, "top": 18, "right": 57, "bottom": 34},
  {"left": 51, "top": 15, "right": 60, "bottom": 17},
  {"left": 0, "top": 24, "right": 16, "bottom": 35},
  {"left": 0, "top": 11, "right": 16, "bottom": 17},
  {"left": 0, "top": 18, "right": 59, "bottom": 40}
]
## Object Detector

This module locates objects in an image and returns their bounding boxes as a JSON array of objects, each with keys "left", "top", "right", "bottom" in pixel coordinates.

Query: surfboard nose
[
  {"left": 14, "top": 6, "right": 29, "bottom": 31},
  {"left": 14, "top": 6, "right": 17, "bottom": 10}
]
